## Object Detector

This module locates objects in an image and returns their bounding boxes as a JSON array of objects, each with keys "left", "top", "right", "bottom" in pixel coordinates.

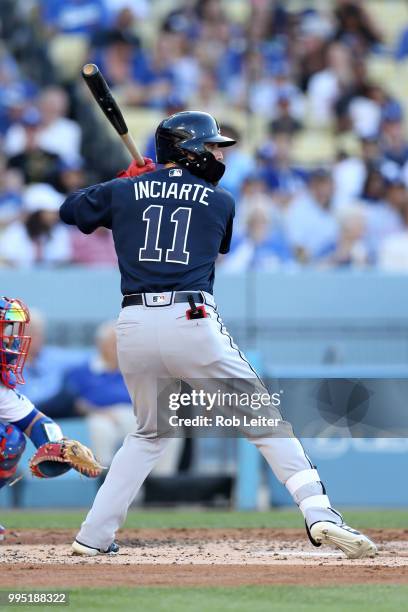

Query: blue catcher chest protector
[{"left": 0, "top": 422, "right": 26, "bottom": 487}]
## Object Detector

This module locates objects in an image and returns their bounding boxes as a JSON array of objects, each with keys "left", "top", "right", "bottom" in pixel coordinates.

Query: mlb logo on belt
[
  {"left": 169, "top": 169, "right": 182, "bottom": 177},
  {"left": 145, "top": 293, "right": 172, "bottom": 306}
]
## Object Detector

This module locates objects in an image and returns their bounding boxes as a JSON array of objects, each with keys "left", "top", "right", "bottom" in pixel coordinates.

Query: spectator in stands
[
  {"left": 137, "top": 34, "right": 176, "bottom": 109},
  {"left": 222, "top": 203, "right": 292, "bottom": 271},
  {"left": 40, "top": 0, "right": 109, "bottom": 37},
  {"left": 6, "top": 107, "right": 62, "bottom": 185},
  {"left": 332, "top": 57, "right": 374, "bottom": 133},
  {"left": 54, "top": 157, "right": 86, "bottom": 195},
  {"left": 22, "top": 309, "right": 82, "bottom": 406},
  {"left": 5, "top": 87, "right": 82, "bottom": 162},
  {"left": 1, "top": 0, "right": 407, "bottom": 275},
  {"left": 378, "top": 195, "right": 408, "bottom": 271},
  {"left": 219, "top": 125, "right": 256, "bottom": 201},
  {"left": 333, "top": 134, "right": 400, "bottom": 208},
  {"left": 381, "top": 104, "right": 408, "bottom": 167},
  {"left": 0, "top": 45, "right": 38, "bottom": 136},
  {"left": 321, "top": 204, "right": 369, "bottom": 267},
  {"left": 269, "top": 91, "right": 303, "bottom": 135},
  {"left": 228, "top": 52, "right": 304, "bottom": 122},
  {"left": 257, "top": 125, "right": 306, "bottom": 205},
  {"left": 189, "top": 67, "right": 226, "bottom": 119},
  {"left": 2, "top": 2, "right": 56, "bottom": 87},
  {"left": 92, "top": 30, "right": 142, "bottom": 90},
  {"left": 333, "top": 137, "right": 374, "bottom": 208},
  {"left": 386, "top": 176, "right": 408, "bottom": 219},
  {"left": 164, "top": 28, "right": 201, "bottom": 102},
  {"left": 294, "top": 11, "right": 333, "bottom": 93},
  {"left": 349, "top": 86, "right": 401, "bottom": 140},
  {"left": 395, "top": 23, "right": 408, "bottom": 62},
  {"left": 308, "top": 42, "right": 354, "bottom": 127},
  {"left": 284, "top": 168, "right": 339, "bottom": 263},
  {"left": 358, "top": 170, "right": 404, "bottom": 259},
  {"left": 248, "top": 0, "right": 290, "bottom": 46},
  {"left": 105, "top": 1, "right": 150, "bottom": 22},
  {"left": 69, "top": 227, "right": 117, "bottom": 266},
  {"left": 65, "top": 321, "right": 135, "bottom": 467},
  {"left": 162, "top": 0, "right": 200, "bottom": 41},
  {"left": 36, "top": 87, "right": 82, "bottom": 161},
  {"left": 91, "top": 8, "right": 141, "bottom": 52},
  {"left": 0, "top": 183, "right": 71, "bottom": 267},
  {"left": 103, "top": 32, "right": 175, "bottom": 110},
  {"left": 333, "top": 0, "right": 383, "bottom": 55},
  {"left": 0, "top": 157, "right": 23, "bottom": 228},
  {"left": 234, "top": 174, "right": 280, "bottom": 233},
  {"left": 360, "top": 166, "right": 387, "bottom": 204},
  {"left": 194, "top": 0, "right": 236, "bottom": 75}
]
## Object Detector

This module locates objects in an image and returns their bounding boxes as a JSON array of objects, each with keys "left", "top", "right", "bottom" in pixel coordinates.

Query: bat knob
[{"left": 82, "top": 63, "right": 99, "bottom": 78}]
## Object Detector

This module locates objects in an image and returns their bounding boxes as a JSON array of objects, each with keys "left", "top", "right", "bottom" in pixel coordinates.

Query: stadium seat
[
  {"left": 366, "top": 56, "right": 398, "bottom": 85},
  {"left": 48, "top": 35, "right": 89, "bottom": 82},
  {"left": 224, "top": 0, "right": 250, "bottom": 24},
  {"left": 368, "top": 1, "right": 408, "bottom": 47},
  {"left": 121, "top": 108, "right": 162, "bottom": 152},
  {"left": 292, "top": 130, "right": 336, "bottom": 166}
]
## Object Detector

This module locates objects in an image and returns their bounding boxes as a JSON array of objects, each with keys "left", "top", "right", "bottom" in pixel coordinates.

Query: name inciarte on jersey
[{"left": 134, "top": 181, "right": 214, "bottom": 206}]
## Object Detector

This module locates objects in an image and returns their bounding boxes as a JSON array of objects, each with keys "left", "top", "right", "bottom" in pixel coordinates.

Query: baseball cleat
[
  {"left": 309, "top": 522, "right": 377, "bottom": 559},
  {"left": 0, "top": 524, "right": 5, "bottom": 542},
  {"left": 71, "top": 539, "right": 119, "bottom": 556}
]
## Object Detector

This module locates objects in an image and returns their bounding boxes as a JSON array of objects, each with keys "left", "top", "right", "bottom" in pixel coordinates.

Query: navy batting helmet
[{"left": 155, "top": 111, "right": 236, "bottom": 183}]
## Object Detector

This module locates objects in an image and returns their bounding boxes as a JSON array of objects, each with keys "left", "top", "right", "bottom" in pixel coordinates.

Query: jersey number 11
[{"left": 139, "top": 204, "right": 192, "bottom": 265}]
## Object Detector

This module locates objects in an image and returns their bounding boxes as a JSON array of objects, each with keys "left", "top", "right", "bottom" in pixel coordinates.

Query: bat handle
[{"left": 121, "top": 133, "right": 145, "bottom": 167}]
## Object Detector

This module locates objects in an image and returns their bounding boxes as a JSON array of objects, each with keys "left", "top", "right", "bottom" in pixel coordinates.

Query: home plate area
[{"left": 1, "top": 529, "right": 407, "bottom": 587}]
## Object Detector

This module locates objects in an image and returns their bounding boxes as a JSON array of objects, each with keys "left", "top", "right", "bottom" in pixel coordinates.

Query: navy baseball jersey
[{"left": 60, "top": 167, "right": 235, "bottom": 295}]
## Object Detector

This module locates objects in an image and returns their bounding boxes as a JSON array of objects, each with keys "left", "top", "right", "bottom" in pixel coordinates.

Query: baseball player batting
[
  {"left": 60, "top": 111, "right": 377, "bottom": 559},
  {"left": 0, "top": 297, "right": 103, "bottom": 540}
]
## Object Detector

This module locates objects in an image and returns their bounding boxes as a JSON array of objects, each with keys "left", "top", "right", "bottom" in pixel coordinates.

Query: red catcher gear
[
  {"left": 0, "top": 297, "right": 31, "bottom": 389},
  {"left": 117, "top": 157, "right": 156, "bottom": 178}
]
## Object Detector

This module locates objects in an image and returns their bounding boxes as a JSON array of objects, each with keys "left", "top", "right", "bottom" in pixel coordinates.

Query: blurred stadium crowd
[{"left": 2, "top": 0, "right": 408, "bottom": 270}]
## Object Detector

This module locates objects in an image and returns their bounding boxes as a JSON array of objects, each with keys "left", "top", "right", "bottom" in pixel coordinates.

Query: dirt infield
[{"left": 1, "top": 529, "right": 407, "bottom": 587}]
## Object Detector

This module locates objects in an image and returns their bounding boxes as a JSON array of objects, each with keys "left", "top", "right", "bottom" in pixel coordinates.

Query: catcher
[{"left": 0, "top": 296, "right": 103, "bottom": 540}]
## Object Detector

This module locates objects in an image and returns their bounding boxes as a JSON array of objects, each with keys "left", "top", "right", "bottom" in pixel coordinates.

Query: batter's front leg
[{"left": 75, "top": 434, "right": 170, "bottom": 551}]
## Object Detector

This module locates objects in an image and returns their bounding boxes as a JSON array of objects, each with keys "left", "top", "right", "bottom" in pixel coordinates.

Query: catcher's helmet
[
  {"left": 155, "top": 111, "right": 236, "bottom": 183},
  {"left": 0, "top": 297, "right": 31, "bottom": 389}
]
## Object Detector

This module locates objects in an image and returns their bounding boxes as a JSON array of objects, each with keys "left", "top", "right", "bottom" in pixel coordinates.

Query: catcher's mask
[
  {"left": 0, "top": 297, "right": 31, "bottom": 389},
  {"left": 155, "top": 111, "right": 236, "bottom": 183}
]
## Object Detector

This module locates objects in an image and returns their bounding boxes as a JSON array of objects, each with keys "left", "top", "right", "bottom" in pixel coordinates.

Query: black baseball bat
[{"left": 82, "top": 63, "right": 145, "bottom": 166}]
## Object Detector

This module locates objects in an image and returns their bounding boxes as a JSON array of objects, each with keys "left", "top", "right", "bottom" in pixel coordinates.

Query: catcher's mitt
[{"left": 29, "top": 440, "right": 104, "bottom": 479}]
